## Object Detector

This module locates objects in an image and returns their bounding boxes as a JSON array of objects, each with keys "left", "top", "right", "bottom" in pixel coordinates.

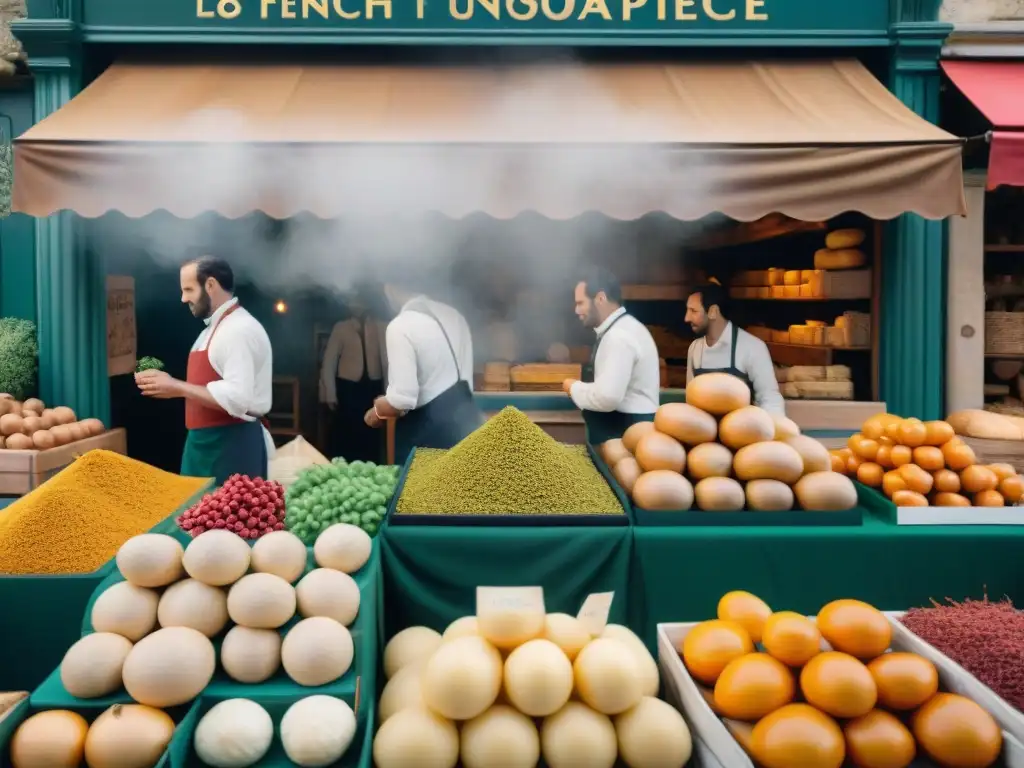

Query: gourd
[
  {"left": 227, "top": 573, "right": 296, "bottom": 629},
  {"left": 182, "top": 530, "right": 251, "bottom": 586},
  {"left": 121, "top": 626, "right": 216, "bottom": 707},
  {"left": 90, "top": 582, "right": 159, "bottom": 642},
  {"left": 793, "top": 471, "right": 858, "bottom": 511},
  {"left": 694, "top": 477, "right": 745, "bottom": 512},
  {"left": 686, "top": 443, "right": 733, "bottom": 481},
  {"left": 280, "top": 696, "right": 357, "bottom": 767},
  {"left": 281, "top": 617, "right": 354, "bottom": 687},
  {"left": 653, "top": 403, "right": 717, "bottom": 445},
  {"left": 573, "top": 638, "right": 643, "bottom": 715},
  {"left": 685, "top": 373, "right": 751, "bottom": 415},
  {"left": 250, "top": 530, "right": 308, "bottom": 583},
  {"left": 193, "top": 699, "right": 274, "bottom": 768},
  {"left": 733, "top": 442, "right": 804, "bottom": 485},
  {"left": 295, "top": 568, "right": 361, "bottom": 626},
  {"left": 313, "top": 522, "right": 372, "bottom": 574},
  {"left": 384, "top": 626, "right": 443, "bottom": 679},
  {"left": 422, "top": 636, "right": 503, "bottom": 720},
  {"left": 84, "top": 704, "right": 176, "bottom": 768},
  {"left": 220, "top": 626, "right": 282, "bottom": 683},
  {"left": 503, "top": 639, "right": 574, "bottom": 717},
  {"left": 719, "top": 406, "right": 775, "bottom": 449},
  {"left": 614, "top": 697, "right": 692, "bottom": 768},
  {"left": 157, "top": 578, "right": 229, "bottom": 637},
  {"left": 115, "top": 534, "right": 184, "bottom": 588},
  {"left": 60, "top": 633, "right": 133, "bottom": 699},
  {"left": 461, "top": 705, "right": 540, "bottom": 768},
  {"left": 540, "top": 701, "right": 618, "bottom": 768}
]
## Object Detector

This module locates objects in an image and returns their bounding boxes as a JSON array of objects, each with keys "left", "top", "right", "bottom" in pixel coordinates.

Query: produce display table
[
  {"left": 379, "top": 522, "right": 633, "bottom": 637},
  {"left": 632, "top": 515, "right": 1024, "bottom": 650}
]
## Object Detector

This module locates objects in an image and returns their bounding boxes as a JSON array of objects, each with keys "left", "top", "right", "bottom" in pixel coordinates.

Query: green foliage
[
  {"left": 0, "top": 141, "right": 11, "bottom": 219},
  {"left": 136, "top": 356, "right": 165, "bottom": 372},
  {"left": 284, "top": 459, "right": 400, "bottom": 542},
  {"left": 0, "top": 317, "right": 37, "bottom": 399}
]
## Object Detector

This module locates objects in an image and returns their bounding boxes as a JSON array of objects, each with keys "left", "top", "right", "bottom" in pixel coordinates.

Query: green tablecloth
[
  {"left": 632, "top": 515, "right": 1024, "bottom": 649},
  {"left": 380, "top": 523, "right": 633, "bottom": 639}
]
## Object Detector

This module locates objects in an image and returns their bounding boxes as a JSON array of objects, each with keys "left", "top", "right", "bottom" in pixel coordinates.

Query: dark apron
[
  {"left": 333, "top": 320, "right": 384, "bottom": 463},
  {"left": 393, "top": 304, "right": 485, "bottom": 465},
  {"left": 581, "top": 312, "right": 656, "bottom": 445},
  {"left": 181, "top": 420, "right": 268, "bottom": 485},
  {"left": 691, "top": 323, "right": 755, "bottom": 399}
]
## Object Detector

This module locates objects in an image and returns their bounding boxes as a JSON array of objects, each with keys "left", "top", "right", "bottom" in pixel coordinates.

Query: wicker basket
[{"left": 986, "top": 312, "right": 1024, "bottom": 355}]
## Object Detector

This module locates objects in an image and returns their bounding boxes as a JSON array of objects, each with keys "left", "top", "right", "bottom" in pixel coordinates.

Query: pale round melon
[
  {"left": 442, "top": 616, "right": 479, "bottom": 642},
  {"left": 478, "top": 603, "right": 545, "bottom": 652},
  {"left": 542, "top": 614, "right": 591, "bottom": 661},
  {"left": 157, "top": 578, "right": 229, "bottom": 637},
  {"left": 772, "top": 413, "right": 801, "bottom": 440},
  {"left": 599, "top": 625, "right": 659, "bottom": 697},
  {"left": 384, "top": 626, "right": 443, "bottom": 679},
  {"left": 462, "top": 705, "right": 540, "bottom": 768},
  {"left": 122, "top": 626, "right": 216, "bottom": 707},
  {"left": 182, "top": 530, "right": 251, "bottom": 586},
  {"left": 685, "top": 373, "right": 751, "bottom": 416},
  {"left": 785, "top": 435, "right": 832, "bottom": 475},
  {"left": 504, "top": 639, "right": 574, "bottom": 717},
  {"left": 422, "top": 636, "right": 503, "bottom": 721},
  {"left": 295, "top": 568, "right": 360, "bottom": 626},
  {"left": 654, "top": 403, "right": 717, "bottom": 446},
  {"left": 313, "top": 523, "right": 372, "bottom": 574},
  {"left": 686, "top": 443, "right": 734, "bottom": 481},
  {"left": 733, "top": 441, "right": 805, "bottom": 484},
  {"left": 115, "top": 534, "right": 185, "bottom": 587},
  {"left": 794, "top": 471, "right": 858, "bottom": 511},
  {"left": 194, "top": 699, "right": 274, "bottom": 768},
  {"left": 615, "top": 696, "right": 693, "bottom": 768},
  {"left": 220, "top": 626, "right": 282, "bottom": 684},
  {"left": 541, "top": 701, "right": 618, "bottom": 768},
  {"left": 281, "top": 617, "right": 354, "bottom": 687},
  {"left": 719, "top": 406, "right": 776, "bottom": 449},
  {"left": 60, "top": 632, "right": 133, "bottom": 699},
  {"left": 280, "top": 696, "right": 357, "bottom": 767},
  {"left": 91, "top": 581, "right": 159, "bottom": 641},
  {"left": 694, "top": 477, "right": 745, "bottom": 512},
  {"left": 227, "top": 573, "right": 296, "bottom": 629},
  {"left": 250, "top": 530, "right": 308, "bottom": 583},
  {"left": 573, "top": 638, "right": 643, "bottom": 715},
  {"left": 745, "top": 479, "right": 795, "bottom": 511},
  {"left": 379, "top": 662, "right": 426, "bottom": 722},
  {"left": 373, "top": 707, "right": 459, "bottom": 768}
]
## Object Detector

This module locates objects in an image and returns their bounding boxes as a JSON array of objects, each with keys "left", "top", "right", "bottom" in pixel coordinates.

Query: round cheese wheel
[
  {"left": 632, "top": 471, "right": 694, "bottom": 511},
  {"left": 694, "top": 477, "right": 745, "bottom": 512},
  {"left": 719, "top": 406, "right": 776, "bottom": 450},
  {"left": 745, "top": 480, "right": 795, "bottom": 511},
  {"left": 733, "top": 442, "right": 804, "bottom": 484},
  {"left": 795, "top": 471, "right": 858, "bottom": 511},
  {"left": 825, "top": 228, "right": 866, "bottom": 249},
  {"left": 634, "top": 432, "right": 686, "bottom": 474},
  {"left": 687, "top": 443, "right": 734, "bottom": 481},
  {"left": 622, "top": 421, "right": 656, "bottom": 454},
  {"left": 654, "top": 404, "right": 717, "bottom": 445},
  {"left": 686, "top": 373, "right": 751, "bottom": 416},
  {"left": 785, "top": 435, "right": 832, "bottom": 475}
]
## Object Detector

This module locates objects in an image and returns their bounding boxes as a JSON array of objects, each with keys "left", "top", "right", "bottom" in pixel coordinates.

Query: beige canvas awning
[{"left": 13, "top": 59, "right": 966, "bottom": 220}]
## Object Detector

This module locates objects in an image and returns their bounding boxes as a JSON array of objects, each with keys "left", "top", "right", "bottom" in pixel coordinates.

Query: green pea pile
[
  {"left": 285, "top": 458, "right": 400, "bottom": 541},
  {"left": 395, "top": 407, "right": 625, "bottom": 516}
]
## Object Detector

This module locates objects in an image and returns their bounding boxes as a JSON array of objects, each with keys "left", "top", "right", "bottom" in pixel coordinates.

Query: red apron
[{"left": 185, "top": 304, "right": 245, "bottom": 430}]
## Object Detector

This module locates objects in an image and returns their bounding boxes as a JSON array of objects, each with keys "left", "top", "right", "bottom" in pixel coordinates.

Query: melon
[
  {"left": 632, "top": 471, "right": 693, "bottom": 511},
  {"left": 686, "top": 373, "right": 751, "bottom": 416},
  {"left": 654, "top": 403, "right": 717, "bottom": 445},
  {"left": 250, "top": 530, "right": 308, "bottom": 584},
  {"left": 280, "top": 696, "right": 357, "bottom": 768},
  {"left": 60, "top": 633, "right": 133, "bottom": 699},
  {"left": 220, "top": 626, "right": 282, "bottom": 684},
  {"left": 182, "top": 530, "right": 251, "bottom": 587},
  {"left": 422, "top": 636, "right": 503, "bottom": 721},
  {"left": 694, "top": 477, "right": 745, "bottom": 512},
  {"left": 442, "top": 617, "right": 479, "bottom": 642},
  {"left": 462, "top": 705, "right": 540, "bottom": 768},
  {"left": 90, "top": 581, "right": 159, "bottom": 642},
  {"left": 541, "top": 701, "right": 617, "bottom": 768},
  {"left": 785, "top": 435, "right": 832, "bottom": 474},
  {"left": 384, "top": 627, "right": 443, "bottom": 679},
  {"left": 10, "top": 710, "right": 89, "bottom": 768},
  {"left": 600, "top": 625, "right": 659, "bottom": 697},
  {"left": 600, "top": 439, "right": 631, "bottom": 467},
  {"left": 794, "top": 471, "right": 858, "bottom": 511},
  {"left": 543, "top": 614, "right": 591, "bottom": 661},
  {"left": 719, "top": 406, "right": 776, "bottom": 449},
  {"left": 504, "top": 639, "right": 574, "bottom": 717},
  {"left": 227, "top": 573, "right": 296, "bottom": 629},
  {"left": 771, "top": 414, "right": 801, "bottom": 440},
  {"left": 157, "top": 578, "right": 229, "bottom": 637},
  {"left": 84, "top": 704, "right": 176, "bottom": 768},
  {"left": 614, "top": 697, "right": 692, "bottom": 768},
  {"left": 122, "top": 626, "right": 216, "bottom": 707},
  {"left": 733, "top": 442, "right": 804, "bottom": 484},
  {"left": 372, "top": 708, "right": 459, "bottom": 768},
  {"left": 193, "top": 699, "right": 274, "bottom": 768},
  {"left": 574, "top": 638, "right": 643, "bottom": 715},
  {"left": 745, "top": 480, "right": 795, "bottom": 511},
  {"left": 634, "top": 432, "right": 686, "bottom": 474},
  {"left": 611, "top": 457, "right": 641, "bottom": 496},
  {"left": 686, "top": 442, "right": 734, "bottom": 481},
  {"left": 380, "top": 662, "right": 427, "bottom": 722},
  {"left": 115, "top": 534, "right": 184, "bottom": 588},
  {"left": 281, "top": 617, "right": 354, "bottom": 687},
  {"left": 313, "top": 523, "right": 372, "bottom": 574},
  {"left": 295, "top": 568, "right": 361, "bottom": 626}
]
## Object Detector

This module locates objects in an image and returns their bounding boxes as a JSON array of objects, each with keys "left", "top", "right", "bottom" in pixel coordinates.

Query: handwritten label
[
  {"left": 106, "top": 275, "right": 137, "bottom": 378},
  {"left": 476, "top": 586, "right": 546, "bottom": 619},
  {"left": 577, "top": 591, "right": 614, "bottom": 636}
]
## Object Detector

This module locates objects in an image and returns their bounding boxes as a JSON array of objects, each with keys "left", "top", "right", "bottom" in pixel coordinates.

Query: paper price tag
[
  {"left": 577, "top": 592, "right": 615, "bottom": 636},
  {"left": 476, "top": 586, "right": 546, "bottom": 618}
]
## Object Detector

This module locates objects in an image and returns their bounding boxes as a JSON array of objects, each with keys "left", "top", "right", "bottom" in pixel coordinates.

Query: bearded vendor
[
  {"left": 562, "top": 268, "right": 660, "bottom": 444},
  {"left": 136, "top": 256, "right": 274, "bottom": 484}
]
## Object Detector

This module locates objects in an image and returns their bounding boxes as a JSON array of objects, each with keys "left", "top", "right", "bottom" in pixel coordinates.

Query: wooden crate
[{"left": 0, "top": 428, "right": 128, "bottom": 496}]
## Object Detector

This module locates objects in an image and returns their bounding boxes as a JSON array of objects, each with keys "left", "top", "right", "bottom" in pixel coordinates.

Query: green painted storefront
[{"left": 2, "top": 0, "right": 954, "bottom": 423}]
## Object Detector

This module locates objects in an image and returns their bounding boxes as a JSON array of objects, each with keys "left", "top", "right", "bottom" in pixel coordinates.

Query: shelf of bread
[
  {"left": 776, "top": 364, "right": 854, "bottom": 401},
  {"left": 729, "top": 268, "right": 871, "bottom": 300},
  {"left": 746, "top": 312, "right": 871, "bottom": 350}
]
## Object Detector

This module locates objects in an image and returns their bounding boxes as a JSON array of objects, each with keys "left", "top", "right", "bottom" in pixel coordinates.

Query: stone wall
[
  {"left": 0, "top": 0, "right": 23, "bottom": 76},
  {"left": 941, "top": 0, "right": 1024, "bottom": 22}
]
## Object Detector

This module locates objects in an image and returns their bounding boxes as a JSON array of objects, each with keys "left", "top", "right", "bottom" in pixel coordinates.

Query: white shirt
[
  {"left": 319, "top": 317, "right": 388, "bottom": 406},
  {"left": 686, "top": 322, "right": 785, "bottom": 415},
  {"left": 384, "top": 297, "right": 475, "bottom": 412},
  {"left": 569, "top": 307, "right": 660, "bottom": 414}
]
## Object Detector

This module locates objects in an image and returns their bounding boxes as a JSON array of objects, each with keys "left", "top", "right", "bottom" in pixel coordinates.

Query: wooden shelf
[
  {"left": 622, "top": 284, "right": 689, "bottom": 301},
  {"left": 731, "top": 296, "right": 871, "bottom": 302},
  {"left": 768, "top": 343, "right": 870, "bottom": 352},
  {"left": 985, "top": 352, "right": 1024, "bottom": 359},
  {"left": 691, "top": 215, "right": 826, "bottom": 251},
  {"left": 767, "top": 341, "right": 870, "bottom": 366},
  {"left": 985, "top": 245, "right": 1024, "bottom": 253}
]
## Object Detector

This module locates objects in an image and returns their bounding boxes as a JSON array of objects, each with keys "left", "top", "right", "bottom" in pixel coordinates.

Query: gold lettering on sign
[
  {"left": 746, "top": 0, "right": 767, "bottom": 19},
  {"left": 198, "top": 0, "right": 242, "bottom": 16},
  {"left": 579, "top": 0, "right": 612, "bottom": 21},
  {"left": 674, "top": 0, "right": 696, "bottom": 20},
  {"left": 703, "top": 0, "right": 734, "bottom": 20},
  {"left": 507, "top": 0, "right": 538, "bottom": 21},
  {"left": 542, "top": 0, "right": 573, "bottom": 21},
  {"left": 622, "top": 0, "right": 644, "bottom": 21}
]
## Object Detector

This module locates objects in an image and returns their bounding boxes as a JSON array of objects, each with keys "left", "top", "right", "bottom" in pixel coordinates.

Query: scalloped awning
[{"left": 12, "top": 58, "right": 966, "bottom": 221}]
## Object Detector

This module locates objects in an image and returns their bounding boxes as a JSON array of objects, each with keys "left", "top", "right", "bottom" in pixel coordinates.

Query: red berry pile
[{"left": 177, "top": 474, "right": 286, "bottom": 539}]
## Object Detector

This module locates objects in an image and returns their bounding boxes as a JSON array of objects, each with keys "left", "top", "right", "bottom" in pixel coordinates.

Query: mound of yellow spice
[
  {"left": 0, "top": 450, "right": 208, "bottom": 575},
  {"left": 395, "top": 407, "right": 625, "bottom": 516}
]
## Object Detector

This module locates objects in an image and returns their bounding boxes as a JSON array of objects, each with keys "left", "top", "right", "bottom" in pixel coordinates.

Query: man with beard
[
  {"left": 685, "top": 280, "right": 784, "bottom": 414},
  {"left": 561, "top": 268, "right": 659, "bottom": 445},
  {"left": 135, "top": 256, "right": 274, "bottom": 483}
]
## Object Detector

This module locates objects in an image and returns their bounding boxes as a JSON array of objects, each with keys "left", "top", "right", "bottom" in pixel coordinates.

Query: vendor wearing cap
[
  {"left": 561, "top": 268, "right": 660, "bottom": 445},
  {"left": 685, "top": 280, "right": 785, "bottom": 414}
]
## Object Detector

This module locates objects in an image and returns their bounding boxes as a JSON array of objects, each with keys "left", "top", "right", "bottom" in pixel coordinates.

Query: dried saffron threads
[{"left": 901, "top": 596, "right": 1024, "bottom": 711}]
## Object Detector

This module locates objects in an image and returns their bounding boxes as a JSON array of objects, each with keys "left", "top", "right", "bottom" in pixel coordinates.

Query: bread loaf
[{"left": 947, "top": 409, "right": 1024, "bottom": 441}]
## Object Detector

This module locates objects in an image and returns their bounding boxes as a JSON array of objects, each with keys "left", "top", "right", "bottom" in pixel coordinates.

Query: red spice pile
[{"left": 901, "top": 595, "right": 1024, "bottom": 711}]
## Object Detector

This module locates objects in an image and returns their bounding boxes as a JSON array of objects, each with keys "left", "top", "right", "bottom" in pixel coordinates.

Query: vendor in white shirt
[
  {"left": 136, "top": 257, "right": 274, "bottom": 484},
  {"left": 561, "top": 268, "right": 660, "bottom": 445},
  {"left": 320, "top": 292, "right": 388, "bottom": 463},
  {"left": 685, "top": 281, "right": 785, "bottom": 415},
  {"left": 363, "top": 284, "right": 484, "bottom": 463}
]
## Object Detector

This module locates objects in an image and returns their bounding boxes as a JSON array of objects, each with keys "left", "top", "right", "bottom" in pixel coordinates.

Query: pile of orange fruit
[
  {"left": 678, "top": 591, "right": 1003, "bottom": 768},
  {"left": 829, "top": 413, "right": 1024, "bottom": 507}
]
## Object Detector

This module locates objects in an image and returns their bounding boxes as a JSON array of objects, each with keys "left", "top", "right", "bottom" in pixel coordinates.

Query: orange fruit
[
  {"left": 892, "top": 490, "right": 928, "bottom": 507},
  {"left": 942, "top": 439, "right": 977, "bottom": 471},
  {"left": 912, "top": 446, "right": 944, "bottom": 472},
  {"left": 844, "top": 709, "right": 917, "bottom": 768},
  {"left": 1000, "top": 475, "right": 1024, "bottom": 503},
  {"left": 912, "top": 693, "right": 1002, "bottom": 768},
  {"left": 847, "top": 454, "right": 864, "bottom": 474},
  {"left": 875, "top": 445, "right": 893, "bottom": 469},
  {"left": 988, "top": 463, "right": 1016, "bottom": 482},
  {"left": 897, "top": 464, "right": 933, "bottom": 495},
  {"left": 762, "top": 611, "right": 822, "bottom": 668},
  {"left": 897, "top": 419, "right": 927, "bottom": 448},
  {"left": 933, "top": 492, "right": 971, "bottom": 507},
  {"left": 751, "top": 704, "right": 845, "bottom": 768},
  {"left": 830, "top": 451, "right": 847, "bottom": 474},
  {"left": 960, "top": 465, "right": 998, "bottom": 494},
  {"left": 714, "top": 653, "right": 795, "bottom": 721},
  {"left": 856, "top": 462, "right": 884, "bottom": 488},
  {"left": 923, "top": 420, "right": 955, "bottom": 447},
  {"left": 882, "top": 470, "right": 907, "bottom": 498},
  {"left": 867, "top": 652, "right": 938, "bottom": 711},
  {"left": 932, "top": 468, "right": 960, "bottom": 493},
  {"left": 800, "top": 651, "right": 878, "bottom": 719},
  {"left": 816, "top": 599, "right": 891, "bottom": 660},
  {"left": 975, "top": 489, "right": 1005, "bottom": 507},
  {"left": 884, "top": 420, "right": 904, "bottom": 442},
  {"left": 681, "top": 619, "right": 754, "bottom": 685},
  {"left": 717, "top": 591, "right": 772, "bottom": 644},
  {"left": 851, "top": 436, "right": 880, "bottom": 462},
  {"left": 861, "top": 414, "right": 893, "bottom": 441},
  {"left": 889, "top": 445, "right": 912, "bottom": 468}
]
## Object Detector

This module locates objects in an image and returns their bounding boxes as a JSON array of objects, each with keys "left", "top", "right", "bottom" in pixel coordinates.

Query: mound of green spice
[{"left": 395, "top": 407, "right": 624, "bottom": 516}]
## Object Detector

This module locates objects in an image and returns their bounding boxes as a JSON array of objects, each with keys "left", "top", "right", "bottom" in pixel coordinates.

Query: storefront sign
[{"left": 106, "top": 275, "right": 137, "bottom": 377}]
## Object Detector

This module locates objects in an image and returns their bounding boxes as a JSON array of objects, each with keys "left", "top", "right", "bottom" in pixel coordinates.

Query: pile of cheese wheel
[
  {"left": 374, "top": 612, "right": 693, "bottom": 768},
  {"left": 830, "top": 412, "right": 1024, "bottom": 507},
  {"left": 598, "top": 372, "right": 858, "bottom": 512},
  {"left": 0, "top": 395, "right": 106, "bottom": 450}
]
